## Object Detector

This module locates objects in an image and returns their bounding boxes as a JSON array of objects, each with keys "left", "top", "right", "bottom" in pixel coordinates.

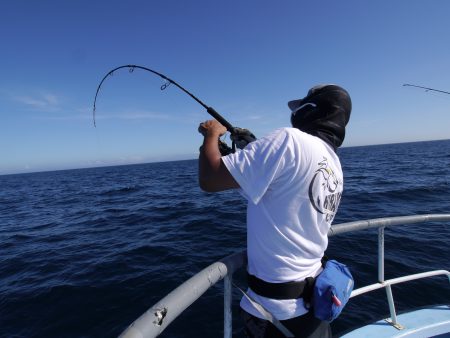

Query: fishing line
[{"left": 93, "top": 64, "right": 256, "bottom": 153}]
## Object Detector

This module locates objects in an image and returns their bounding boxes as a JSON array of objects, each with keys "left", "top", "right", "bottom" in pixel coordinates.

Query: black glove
[
  {"left": 230, "top": 128, "right": 257, "bottom": 150},
  {"left": 218, "top": 140, "right": 233, "bottom": 156}
]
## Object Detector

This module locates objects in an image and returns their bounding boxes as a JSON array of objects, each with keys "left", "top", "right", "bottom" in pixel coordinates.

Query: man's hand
[{"left": 198, "top": 120, "right": 227, "bottom": 138}]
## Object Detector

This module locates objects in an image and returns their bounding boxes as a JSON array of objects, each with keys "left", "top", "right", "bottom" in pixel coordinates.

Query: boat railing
[{"left": 119, "top": 213, "right": 450, "bottom": 338}]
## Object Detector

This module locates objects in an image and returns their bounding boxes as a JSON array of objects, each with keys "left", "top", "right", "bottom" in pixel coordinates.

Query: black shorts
[{"left": 241, "top": 309, "right": 331, "bottom": 338}]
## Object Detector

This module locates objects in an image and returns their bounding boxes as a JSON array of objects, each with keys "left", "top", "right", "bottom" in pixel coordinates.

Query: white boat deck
[{"left": 341, "top": 305, "right": 450, "bottom": 337}]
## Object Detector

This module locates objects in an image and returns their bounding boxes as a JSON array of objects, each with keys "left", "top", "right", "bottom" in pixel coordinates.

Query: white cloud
[
  {"left": 43, "top": 93, "right": 58, "bottom": 105},
  {"left": 114, "top": 111, "right": 171, "bottom": 120},
  {"left": 235, "top": 114, "right": 263, "bottom": 122},
  {"left": 14, "top": 96, "right": 48, "bottom": 108},
  {"left": 31, "top": 108, "right": 173, "bottom": 123},
  {"left": 13, "top": 92, "right": 61, "bottom": 110},
  {"left": 93, "top": 110, "right": 173, "bottom": 122}
]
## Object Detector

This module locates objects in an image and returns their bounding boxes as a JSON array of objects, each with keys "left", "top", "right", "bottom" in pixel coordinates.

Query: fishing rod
[
  {"left": 403, "top": 84, "right": 450, "bottom": 95},
  {"left": 93, "top": 65, "right": 256, "bottom": 154}
]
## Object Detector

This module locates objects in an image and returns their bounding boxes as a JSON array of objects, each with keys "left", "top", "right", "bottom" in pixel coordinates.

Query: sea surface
[{"left": 1, "top": 139, "right": 449, "bottom": 337}]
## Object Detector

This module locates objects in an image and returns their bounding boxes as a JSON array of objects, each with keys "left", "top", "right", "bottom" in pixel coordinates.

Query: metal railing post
[
  {"left": 224, "top": 275, "right": 233, "bottom": 338},
  {"left": 385, "top": 284, "right": 403, "bottom": 329},
  {"left": 378, "top": 226, "right": 385, "bottom": 282}
]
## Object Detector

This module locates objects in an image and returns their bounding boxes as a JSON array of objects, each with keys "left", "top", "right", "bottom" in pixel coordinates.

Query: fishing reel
[{"left": 218, "top": 127, "right": 257, "bottom": 156}]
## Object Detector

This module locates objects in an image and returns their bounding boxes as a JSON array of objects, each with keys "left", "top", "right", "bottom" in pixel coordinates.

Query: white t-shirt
[{"left": 222, "top": 127, "right": 344, "bottom": 320}]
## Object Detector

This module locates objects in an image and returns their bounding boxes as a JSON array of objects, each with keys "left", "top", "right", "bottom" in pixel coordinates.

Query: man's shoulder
[
  {"left": 278, "top": 127, "right": 316, "bottom": 144},
  {"left": 264, "top": 127, "right": 300, "bottom": 141},
  {"left": 282, "top": 128, "right": 337, "bottom": 158},
  {"left": 256, "top": 127, "right": 318, "bottom": 151}
]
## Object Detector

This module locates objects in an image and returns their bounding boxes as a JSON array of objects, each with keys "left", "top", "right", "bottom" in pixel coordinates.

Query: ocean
[{"left": 1, "top": 139, "right": 449, "bottom": 337}]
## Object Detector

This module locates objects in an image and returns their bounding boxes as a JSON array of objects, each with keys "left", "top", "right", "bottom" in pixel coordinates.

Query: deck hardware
[
  {"left": 153, "top": 308, "right": 167, "bottom": 326},
  {"left": 384, "top": 318, "right": 405, "bottom": 330}
]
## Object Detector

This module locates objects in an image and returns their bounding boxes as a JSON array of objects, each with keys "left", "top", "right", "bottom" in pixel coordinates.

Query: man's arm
[{"left": 198, "top": 120, "right": 240, "bottom": 192}]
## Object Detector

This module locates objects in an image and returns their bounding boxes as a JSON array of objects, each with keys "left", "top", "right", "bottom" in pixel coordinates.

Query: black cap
[{"left": 288, "top": 84, "right": 351, "bottom": 151}]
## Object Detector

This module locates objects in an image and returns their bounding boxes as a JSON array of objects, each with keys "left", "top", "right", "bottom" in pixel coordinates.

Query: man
[{"left": 198, "top": 84, "right": 352, "bottom": 337}]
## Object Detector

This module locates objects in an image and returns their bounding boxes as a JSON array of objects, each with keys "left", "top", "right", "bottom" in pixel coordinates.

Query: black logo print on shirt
[{"left": 308, "top": 157, "right": 343, "bottom": 223}]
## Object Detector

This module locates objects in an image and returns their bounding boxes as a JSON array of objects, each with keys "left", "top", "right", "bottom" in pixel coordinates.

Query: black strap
[
  {"left": 247, "top": 256, "right": 328, "bottom": 302},
  {"left": 247, "top": 273, "right": 315, "bottom": 301}
]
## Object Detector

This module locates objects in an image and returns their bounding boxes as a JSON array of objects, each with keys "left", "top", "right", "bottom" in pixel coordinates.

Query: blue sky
[{"left": 1, "top": 0, "right": 449, "bottom": 175}]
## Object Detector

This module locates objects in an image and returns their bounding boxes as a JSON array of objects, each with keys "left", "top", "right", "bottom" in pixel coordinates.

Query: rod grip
[{"left": 206, "top": 107, "right": 234, "bottom": 132}]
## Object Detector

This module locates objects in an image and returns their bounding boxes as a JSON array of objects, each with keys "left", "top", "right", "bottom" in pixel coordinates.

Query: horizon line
[{"left": 2, "top": 137, "right": 449, "bottom": 177}]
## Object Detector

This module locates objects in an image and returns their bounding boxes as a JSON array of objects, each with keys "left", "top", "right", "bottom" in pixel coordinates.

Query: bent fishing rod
[
  {"left": 93, "top": 65, "right": 256, "bottom": 154},
  {"left": 403, "top": 84, "right": 450, "bottom": 96}
]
